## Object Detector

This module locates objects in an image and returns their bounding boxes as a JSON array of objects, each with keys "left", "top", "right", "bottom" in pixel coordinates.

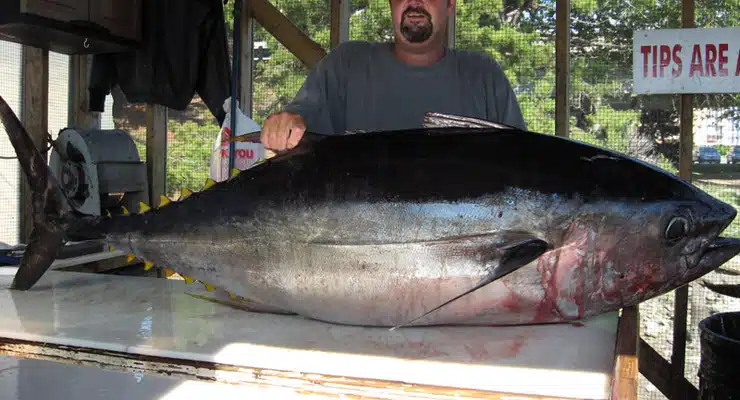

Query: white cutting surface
[{"left": 0, "top": 266, "right": 619, "bottom": 399}]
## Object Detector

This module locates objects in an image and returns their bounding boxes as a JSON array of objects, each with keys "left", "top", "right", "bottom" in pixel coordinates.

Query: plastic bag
[{"left": 209, "top": 97, "right": 265, "bottom": 182}]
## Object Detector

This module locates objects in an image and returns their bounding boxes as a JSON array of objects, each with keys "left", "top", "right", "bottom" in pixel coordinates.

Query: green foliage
[{"left": 166, "top": 120, "right": 217, "bottom": 198}]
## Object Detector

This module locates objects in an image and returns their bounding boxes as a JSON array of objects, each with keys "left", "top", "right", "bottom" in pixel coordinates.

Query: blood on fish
[
  {"left": 501, "top": 282, "right": 523, "bottom": 312},
  {"left": 533, "top": 221, "right": 590, "bottom": 323}
]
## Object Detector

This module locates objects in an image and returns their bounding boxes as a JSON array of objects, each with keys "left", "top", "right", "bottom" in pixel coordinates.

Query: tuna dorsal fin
[
  {"left": 389, "top": 235, "right": 549, "bottom": 330},
  {"left": 422, "top": 112, "right": 519, "bottom": 130}
]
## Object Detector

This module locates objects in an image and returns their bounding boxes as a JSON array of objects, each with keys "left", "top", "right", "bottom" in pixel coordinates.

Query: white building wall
[{"left": 694, "top": 107, "right": 740, "bottom": 146}]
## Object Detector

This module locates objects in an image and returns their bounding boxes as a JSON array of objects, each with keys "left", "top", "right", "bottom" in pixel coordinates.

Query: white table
[{"left": 0, "top": 265, "right": 623, "bottom": 399}]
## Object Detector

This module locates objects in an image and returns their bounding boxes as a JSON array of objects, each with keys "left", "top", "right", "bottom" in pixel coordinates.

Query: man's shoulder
[
  {"left": 446, "top": 48, "right": 504, "bottom": 73},
  {"left": 316, "top": 40, "right": 388, "bottom": 72},
  {"left": 327, "top": 40, "right": 388, "bottom": 58}
]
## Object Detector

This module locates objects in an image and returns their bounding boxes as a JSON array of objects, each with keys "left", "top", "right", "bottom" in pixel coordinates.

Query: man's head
[{"left": 389, "top": 0, "right": 455, "bottom": 49}]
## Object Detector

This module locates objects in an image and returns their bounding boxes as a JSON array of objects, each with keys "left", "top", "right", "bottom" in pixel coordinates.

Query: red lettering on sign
[
  {"left": 659, "top": 45, "right": 671, "bottom": 77},
  {"left": 672, "top": 44, "right": 683, "bottom": 77},
  {"left": 642, "top": 44, "right": 684, "bottom": 78},
  {"left": 234, "top": 149, "right": 255, "bottom": 159},
  {"left": 718, "top": 43, "right": 729, "bottom": 76},
  {"left": 220, "top": 148, "right": 255, "bottom": 159},
  {"left": 705, "top": 44, "right": 717, "bottom": 76},
  {"left": 690, "top": 44, "right": 703, "bottom": 77},
  {"left": 641, "top": 46, "right": 651, "bottom": 77}
]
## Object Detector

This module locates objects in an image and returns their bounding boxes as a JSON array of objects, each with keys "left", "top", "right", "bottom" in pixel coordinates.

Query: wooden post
[
  {"left": 68, "top": 55, "right": 100, "bottom": 130},
  {"left": 671, "top": 0, "right": 695, "bottom": 397},
  {"left": 145, "top": 104, "right": 167, "bottom": 208},
  {"left": 611, "top": 306, "right": 639, "bottom": 399},
  {"left": 330, "top": 0, "right": 341, "bottom": 49},
  {"left": 446, "top": 7, "right": 456, "bottom": 49},
  {"left": 19, "top": 45, "right": 49, "bottom": 243},
  {"left": 240, "top": 0, "right": 254, "bottom": 117},
  {"left": 554, "top": 0, "right": 569, "bottom": 137},
  {"left": 330, "top": 0, "right": 351, "bottom": 49},
  {"left": 145, "top": 103, "right": 167, "bottom": 278}
]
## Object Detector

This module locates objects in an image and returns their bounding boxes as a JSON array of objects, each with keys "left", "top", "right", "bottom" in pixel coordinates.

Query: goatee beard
[{"left": 400, "top": 7, "right": 433, "bottom": 43}]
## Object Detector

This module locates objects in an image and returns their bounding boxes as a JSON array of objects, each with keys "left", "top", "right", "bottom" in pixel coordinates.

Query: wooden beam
[
  {"left": 639, "top": 338, "right": 698, "bottom": 399},
  {"left": 247, "top": 0, "right": 326, "bottom": 68},
  {"left": 611, "top": 306, "right": 639, "bottom": 400},
  {"left": 554, "top": 0, "right": 569, "bottom": 137},
  {"left": 671, "top": 0, "right": 695, "bottom": 397},
  {"left": 19, "top": 45, "right": 49, "bottom": 243},
  {"left": 68, "top": 55, "right": 100, "bottom": 130}
]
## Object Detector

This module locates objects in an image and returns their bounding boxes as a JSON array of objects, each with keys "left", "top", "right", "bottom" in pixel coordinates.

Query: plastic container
[{"left": 698, "top": 311, "right": 740, "bottom": 399}]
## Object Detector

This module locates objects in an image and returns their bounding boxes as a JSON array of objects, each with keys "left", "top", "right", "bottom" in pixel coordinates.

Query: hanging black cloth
[{"left": 88, "top": 0, "right": 233, "bottom": 125}]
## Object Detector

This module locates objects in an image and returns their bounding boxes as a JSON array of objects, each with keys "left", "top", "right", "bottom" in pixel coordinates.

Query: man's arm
[
  {"left": 261, "top": 42, "right": 357, "bottom": 151},
  {"left": 282, "top": 42, "right": 354, "bottom": 135}
]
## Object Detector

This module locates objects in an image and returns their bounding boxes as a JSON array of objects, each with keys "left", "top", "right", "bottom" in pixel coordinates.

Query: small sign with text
[{"left": 633, "top": 27, "right": 740, "bottom": 94}]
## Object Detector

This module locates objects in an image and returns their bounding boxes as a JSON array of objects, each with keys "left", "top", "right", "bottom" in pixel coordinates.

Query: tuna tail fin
[{"left": 0, "top": 93, "right": 68, "bottom": 290}]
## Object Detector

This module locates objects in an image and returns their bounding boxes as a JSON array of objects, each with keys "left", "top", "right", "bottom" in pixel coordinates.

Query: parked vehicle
[
  {"left": 727, "top": 146, "right": 740, "bottom": 164},
  {"left": 694, "top": 146, "right": 721, "bottom": 164}
]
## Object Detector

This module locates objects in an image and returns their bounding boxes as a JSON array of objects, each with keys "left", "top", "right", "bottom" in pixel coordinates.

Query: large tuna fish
[{"left": 2, "top": 93, "right": 739, "bottom": 329}]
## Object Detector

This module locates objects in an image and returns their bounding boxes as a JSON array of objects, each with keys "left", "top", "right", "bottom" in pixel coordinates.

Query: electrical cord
[{"left": 0, "top": 131, "right": 56, "bottom": 159}]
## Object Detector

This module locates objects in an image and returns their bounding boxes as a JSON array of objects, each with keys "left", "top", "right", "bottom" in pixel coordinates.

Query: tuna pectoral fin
[
  {"left": 0, "top": 93, "right": 68, "bottom": 291},
  {"left": 389, "top": 236, "right": 549, "bottom": 330}
]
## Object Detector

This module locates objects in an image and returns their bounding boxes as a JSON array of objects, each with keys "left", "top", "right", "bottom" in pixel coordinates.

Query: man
[{"left": 260, "top": 0, "right": 526, "bottom": 151}]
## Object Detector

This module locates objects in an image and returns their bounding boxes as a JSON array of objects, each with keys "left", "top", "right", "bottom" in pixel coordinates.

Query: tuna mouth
[{"left": 697, "top": 237, "right": 740, "bottom": 271}]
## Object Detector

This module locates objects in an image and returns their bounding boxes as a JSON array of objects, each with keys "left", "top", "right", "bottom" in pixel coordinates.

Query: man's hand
[{"left": 261, "top": 112, "right": 306, "bottom": 152}]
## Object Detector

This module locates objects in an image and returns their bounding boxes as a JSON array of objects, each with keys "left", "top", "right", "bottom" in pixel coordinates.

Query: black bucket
[{"left": 698, "top": 311, "right": 740, "bottom": 399}]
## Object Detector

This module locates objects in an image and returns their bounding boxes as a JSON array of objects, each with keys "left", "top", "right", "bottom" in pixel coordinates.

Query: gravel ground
[{"left": 638, "top": 256, "right": 740, "bottom": 399}]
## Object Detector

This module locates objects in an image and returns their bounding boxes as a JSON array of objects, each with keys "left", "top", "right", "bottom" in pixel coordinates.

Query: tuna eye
[{"left": 665, "top": 217, "right": 689, "bottom": 241}]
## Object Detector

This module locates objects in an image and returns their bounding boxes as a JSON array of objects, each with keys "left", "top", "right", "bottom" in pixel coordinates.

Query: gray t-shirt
[{"left": 283, "top": 40, "right": 526, "bottom": 134}]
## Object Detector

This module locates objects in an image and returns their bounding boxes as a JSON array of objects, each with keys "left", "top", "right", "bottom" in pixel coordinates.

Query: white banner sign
[{"left": 633, "top": 27, "right": 740, "bottom": 94}]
